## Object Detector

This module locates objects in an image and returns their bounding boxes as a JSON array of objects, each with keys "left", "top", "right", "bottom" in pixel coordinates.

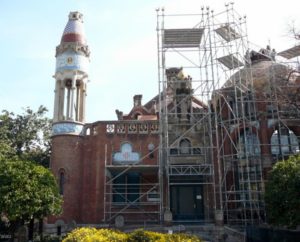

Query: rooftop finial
[{"left": 68, "top": 11, "right": 83, "bottom": 23}]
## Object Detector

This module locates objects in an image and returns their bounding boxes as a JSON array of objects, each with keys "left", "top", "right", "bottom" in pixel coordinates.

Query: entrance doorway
[{"left": 170, "top": 185, "right": 204, "bottom": 220}]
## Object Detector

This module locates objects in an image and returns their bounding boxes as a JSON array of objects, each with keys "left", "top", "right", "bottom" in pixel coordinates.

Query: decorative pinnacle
[{"left": 68, "top": 12, "right": 83, "bottom": 23}]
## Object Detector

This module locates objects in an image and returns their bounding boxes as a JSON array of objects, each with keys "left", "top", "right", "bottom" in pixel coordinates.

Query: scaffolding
[
  {"left": 156, "top": 7, "right": 218, "bottom": 223},
  {"left": 209, "top": 4, "right": 266, "bottom": 225},
  {"left": 156, "top": 3, "right": 300, "bottom": 226},
  {"left": 101, "top": 120, "right": 161, "bottom": 224},
  {"left": 261, "top": 47, "right": 300, "bottom": 162},
  {"left": 102, "top": 3, "right": 300, "bottom": 227}
]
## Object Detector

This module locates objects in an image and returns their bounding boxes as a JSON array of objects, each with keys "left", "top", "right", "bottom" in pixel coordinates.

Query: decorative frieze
[
  {"left": 52, "top": 122, "right": 84, "bottom": 136},
  {"left": 104, "top": 122, "right": 159, "bottom": 135},
  {"left": 139, "top": 123, "right": 148, "bottom": 133},
  {"left": 116, "top": 124, "right": 126, "bottom": 134},
  {"left": 106, "top": 124, "right": 115, "bottom": 134},
  {"left": 128, "top": 123, "right": 137, "bottom": 133}
]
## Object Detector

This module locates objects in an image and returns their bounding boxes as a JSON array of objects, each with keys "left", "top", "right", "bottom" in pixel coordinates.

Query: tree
[
  {"left": 286, "top": 19, "right": 300, "bottom": 40},
  {"left": 0, "top": 106, "right": 51, "bottom": 167},
  {"left": 265, "top": 155, "right": 300, "bottom": 228},
  {"left": 0, "top": 157, "right": 62, "bottom": 239},
  {"left": 0, "top": 106, "right": 60, "bottom": 239}
]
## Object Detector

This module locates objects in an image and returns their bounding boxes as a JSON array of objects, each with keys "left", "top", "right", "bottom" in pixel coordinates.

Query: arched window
[
  {"left": 237, "top": 130, "right": 260, "bottom": 158},
  {"left": 180, "top": 139, "right": 191, "bottom": 154},
  {"left": 271, "top": 128, "right": 299, "bottom": 156},
  {"left": 86, "top": 127, "right": 91, "bottom": 135},
  {"left": 59, "top": 170, "right": 65, "bottom": 195}
]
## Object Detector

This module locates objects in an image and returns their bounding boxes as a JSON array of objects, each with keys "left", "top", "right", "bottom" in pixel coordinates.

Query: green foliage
[
  {"left": 265, "top": 154, "right": 300, "bottom": 228},
  {"left": 0, "top": 106, "right": 60, "bottom": 238},
  {"left": 0, "top": 112, "right": 15, "bottom": 160},
  {"left": 168, "top": 233, "right": 203, "bottom": 242},
  {"left": 63, "top": 228, "right": 203, "bottom": 242},
  {"left": 0, "top": 106, "right": 51, "bottom": 167},
  {"left": 128, "top": 229, "right": 165, "bottom": 242},
  {"left": 0, "top": 158, "right": 62, "bottom": 223},
  {"left": 63, "top": 228, "right": 128, "bottom": 242}
]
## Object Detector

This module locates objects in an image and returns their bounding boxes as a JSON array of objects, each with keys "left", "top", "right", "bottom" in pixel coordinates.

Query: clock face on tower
[
  {"left": 67, "top": 57, "right": 73, "bottom": 64},
  {"left": 56, "top": 52, "right": 88, "bottom": 72}
]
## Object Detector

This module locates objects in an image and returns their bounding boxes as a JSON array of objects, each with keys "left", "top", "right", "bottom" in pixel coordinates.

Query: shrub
[
  {"left": 169, "top": 233, "right": 202, "bottom": 242},
  {"left": 63, "top": 227, "right": 203, "bottom": 242},
  {"left": 127, "top": 229, "right": 166, "bottom": 242},
  {"left": 63, "top": 228, "right": 127, "bottom": 242},
  {"left": 265, "top": 155, "right": 300, "bottom": 228}
]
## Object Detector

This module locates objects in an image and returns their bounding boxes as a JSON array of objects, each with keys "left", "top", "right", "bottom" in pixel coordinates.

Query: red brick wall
[
  {"left": 50, "top": 122, "right": 159, "bottom": 224},
  {"left": 50, "top": 135, "right": 83, "bottom": 224}
]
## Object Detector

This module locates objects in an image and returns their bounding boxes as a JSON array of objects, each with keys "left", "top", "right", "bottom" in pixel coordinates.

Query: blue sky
[{"left": 1, "top": 0, "right": 299, "bottom": 122}]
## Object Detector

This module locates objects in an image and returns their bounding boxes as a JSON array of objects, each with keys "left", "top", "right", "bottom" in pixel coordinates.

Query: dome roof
[
  {"left": 223, "top": 60, "right": 298, "bottom": 92},
  {"left": 61, "top": 12, "right": 86, "bottom": 44}
]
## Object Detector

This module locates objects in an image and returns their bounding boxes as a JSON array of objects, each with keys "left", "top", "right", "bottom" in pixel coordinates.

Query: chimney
[{"left": 133, "top": 95, "right": 142, "bottom": 107}]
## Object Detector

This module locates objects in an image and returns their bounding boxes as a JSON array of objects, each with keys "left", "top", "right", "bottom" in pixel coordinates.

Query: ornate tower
[
  {"left": 49, "top": 12, "right": 90, "bottom": 227},
  {"left": 52, "top": 11, "right": 90, "bottom": 135},
  {"left": 166, "top": 67, "right": 192, "bottom": 123}
]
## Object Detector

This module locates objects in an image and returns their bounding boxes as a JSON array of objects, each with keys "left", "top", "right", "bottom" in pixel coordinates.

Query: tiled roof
[{"left": 61, "top": 12, "right": 86, "bottom": 44}]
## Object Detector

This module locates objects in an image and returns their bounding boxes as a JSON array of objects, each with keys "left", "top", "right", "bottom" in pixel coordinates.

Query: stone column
[
  {"left": 66, "top": 87, "right": 71, "bottom": 120},
  {"left": 81, "top": 82, "right": 87, "bottom": 122},
  {"left": 53, "top": 80, "right": 60, "bottom": 122},
  {"left": 69, "top": 75, "right": 77, "bottom": 120},
  {"left": 75, "top": 82, "right": 80, "bottom": 121},
  {"left": 59, "top": 81, "right": 65, "bottom": 120}
]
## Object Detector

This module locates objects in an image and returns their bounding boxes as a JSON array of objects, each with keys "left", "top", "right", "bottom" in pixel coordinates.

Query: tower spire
[{"left": 52, "top": 11, "right": 90, "bottom": 135}]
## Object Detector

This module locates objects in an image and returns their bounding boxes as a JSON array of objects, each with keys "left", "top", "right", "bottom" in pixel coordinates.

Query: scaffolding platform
[
  {"left": 277, "top": 45, "right": 300, "bottom": 59},
  {"left": 169, "top": 164, "right": 213, "bottom": 176},
  {"left": 217, "top": 54, "right": 244, "bottom": 70},
  {"left": 163, "top": 28, "right": 204, "bottom": 48}
]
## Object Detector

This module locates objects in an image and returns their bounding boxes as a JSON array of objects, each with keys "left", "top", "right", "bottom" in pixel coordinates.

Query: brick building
[{"left": 48, "top": 8, "right": 300, "bottom": 235}]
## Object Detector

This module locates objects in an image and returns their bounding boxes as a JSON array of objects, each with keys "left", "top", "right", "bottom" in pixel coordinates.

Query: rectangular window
[
  {"left": 170, "top": 148, "right": 178, "bottom": 155},
  {"left": 127, "top": 174, "right": 140, "bottom": 202},
  {"left": 113, "top": 173, "right": 140, "bottom": 204},
  {"left": 193, "top": 147, "right": 202, "bottom": 154},
  {"left": 113, "top": 175, "right": 126, "bottom": 203}
]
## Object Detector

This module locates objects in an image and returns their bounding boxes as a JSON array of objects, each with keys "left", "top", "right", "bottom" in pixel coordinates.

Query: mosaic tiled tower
[
  {"left": 52, "top": 11, "right": 90, "bottom": 135},
  {"left": 49, "top": 12, "right": 90, "bottom": 228}
]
